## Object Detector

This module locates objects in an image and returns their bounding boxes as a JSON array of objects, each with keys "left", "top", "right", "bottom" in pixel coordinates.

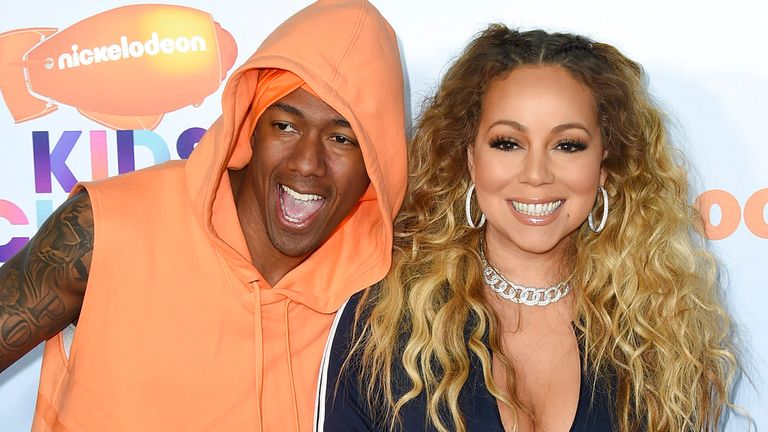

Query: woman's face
[{"left": 468, "top": 65, "right": 605, "bottom": 258}]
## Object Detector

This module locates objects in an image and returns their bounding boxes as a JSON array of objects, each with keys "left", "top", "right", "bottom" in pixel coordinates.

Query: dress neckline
[{"left": 487, "top": 326, "right": 584, "bottom": 432}]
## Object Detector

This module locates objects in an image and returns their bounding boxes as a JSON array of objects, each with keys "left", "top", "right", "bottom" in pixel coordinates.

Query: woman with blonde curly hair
[{"left": 317, "top": 24, "right": 739, "bottom": 431}]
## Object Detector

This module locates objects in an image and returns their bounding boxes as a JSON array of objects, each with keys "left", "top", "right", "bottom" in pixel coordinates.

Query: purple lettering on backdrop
[
  {"left": 0, "top": 237, "right": 26, "bottom": 263},
  {"left": 5, "top": 127, "right": 209, "bottom": 263},
  {"left": 177, "top": 127, "right": 206, "bottom": 159},
  {"left": 0, "top": 200, "right": 30, "bottom": 262},
  {"left": 33, "top": 131, "right": 82, "bottom": 193},
  {"left": 116, "top": 130, "right": 135, "bottom": 174}
]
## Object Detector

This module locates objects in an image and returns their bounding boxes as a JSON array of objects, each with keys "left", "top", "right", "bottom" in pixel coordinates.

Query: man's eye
[
  {"left": 274, "top": 122, "right": 297, "bottom": 133},
  {"left": 331, "top": 135, "right": 357, "bottom": 146}
]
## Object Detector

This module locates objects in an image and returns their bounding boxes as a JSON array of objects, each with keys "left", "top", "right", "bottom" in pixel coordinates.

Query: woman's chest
[{"left": 494, "top": 327, "right": 581, "bottom": 432}]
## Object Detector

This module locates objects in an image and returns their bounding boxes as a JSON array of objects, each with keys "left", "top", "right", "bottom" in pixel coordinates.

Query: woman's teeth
[{"left": 512, "top": 200, "right": 563, "bottom": 217}]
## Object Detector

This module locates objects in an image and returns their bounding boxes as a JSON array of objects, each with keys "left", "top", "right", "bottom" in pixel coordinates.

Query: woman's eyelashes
[
  {"left": 488, "top": 136, "right": 588, "bottom": 153},
  {"left": 555, "top": 139, "right": 588, "bottom": 153},
  {"left": 489, "top": 136, "right": 520, "bottom": 151}
]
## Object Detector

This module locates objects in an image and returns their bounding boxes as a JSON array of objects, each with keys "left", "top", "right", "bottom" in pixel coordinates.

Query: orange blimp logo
[{"left": 0, "top": 4, "right": 237, "bottom": 130}]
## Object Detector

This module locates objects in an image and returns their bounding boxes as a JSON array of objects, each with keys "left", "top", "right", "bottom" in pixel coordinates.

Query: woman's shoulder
[
  {"left": 337, "top": 290, "right": 365, "bottom": 334},
  {"left": 321, "top": 288, "right": 365, "bottom": 378},
  {"left": 316, "top": 290, "right": 374, "bottom": 431},
  {"left": 325, "top": 290, "right": 365, "bottom": 369}
]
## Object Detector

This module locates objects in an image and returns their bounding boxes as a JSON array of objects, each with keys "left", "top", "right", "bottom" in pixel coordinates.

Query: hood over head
[{"left": 185, "top": 0, "right": 407, "bottom": 313}]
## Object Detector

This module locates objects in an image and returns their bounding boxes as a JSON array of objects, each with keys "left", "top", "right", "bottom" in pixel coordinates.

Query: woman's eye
[
  {"left": 556, "top": 140, "right": 587, "bottom": 153},
  {"left": 274, "top": 121, "right": 297, "bottom": 133},
  {"left": 489, "top": 138, "right": 519, "bottom": 151}
]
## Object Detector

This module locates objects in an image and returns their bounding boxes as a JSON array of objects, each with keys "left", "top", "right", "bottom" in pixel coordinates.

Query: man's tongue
[{"left": 281, "top": 190, "right": 324, "bottom": 223}]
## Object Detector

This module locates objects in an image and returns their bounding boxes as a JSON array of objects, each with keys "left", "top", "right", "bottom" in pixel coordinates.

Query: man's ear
[{"left": 467, "top": 145, "right": 476, "bottom": 183}]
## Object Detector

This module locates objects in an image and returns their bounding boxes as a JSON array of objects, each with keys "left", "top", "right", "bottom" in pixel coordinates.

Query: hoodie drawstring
[{"left": 252, "top": 280, "right": 265, "bottom": 432}]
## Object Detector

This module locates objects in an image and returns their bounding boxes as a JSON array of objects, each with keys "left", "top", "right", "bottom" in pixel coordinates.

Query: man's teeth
[
  {"left": 512, "top": 200, "right": 563, "bottom": 217},
  {"left": 281, "top": 185, "right": 323, "bottom": 202},
  {"left": 280, "top": 184, "right": 325, "bottom": 224}
]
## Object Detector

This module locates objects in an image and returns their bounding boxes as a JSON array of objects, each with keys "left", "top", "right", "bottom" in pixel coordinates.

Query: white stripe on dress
[{"left": 313, "top": 297, "right": 350, "bottom": 432}]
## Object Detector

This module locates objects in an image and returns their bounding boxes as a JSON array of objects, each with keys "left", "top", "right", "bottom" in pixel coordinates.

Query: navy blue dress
[{"left": 317, "top": 292, "right": 617, "bottom": 431}]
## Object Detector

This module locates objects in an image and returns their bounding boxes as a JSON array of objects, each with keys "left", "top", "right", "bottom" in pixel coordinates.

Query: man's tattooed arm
[{"left": 0, "top": 191, "right": 93, "bottom": 372}]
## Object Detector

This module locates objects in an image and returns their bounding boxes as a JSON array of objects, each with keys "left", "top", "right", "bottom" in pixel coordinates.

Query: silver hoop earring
[
  {"left": 588, "top": 186, "right": 609, "bottom": 233},
  {"left": 465, "top": 183, "right": 486, "bottom": 228}
]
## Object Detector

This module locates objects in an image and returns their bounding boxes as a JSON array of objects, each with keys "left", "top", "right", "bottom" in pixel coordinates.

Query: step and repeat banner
[{"left": 1, "top": 1, "right": 765, "bottom": 430}]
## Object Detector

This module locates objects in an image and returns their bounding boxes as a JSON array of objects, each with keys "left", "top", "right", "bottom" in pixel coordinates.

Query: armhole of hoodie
[
  {"left": 313, "top": 297, "right": 350, "bottom": 432},
  {"left": 60, "top": 184, "right": 96, "bottom": 362},
  {"left": 61, "top": 324, "right": 76, "bottom": 359}
]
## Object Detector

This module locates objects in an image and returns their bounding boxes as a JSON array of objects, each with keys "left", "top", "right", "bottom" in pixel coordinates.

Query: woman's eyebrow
[{"left": 552, "top": 122, "right": 591, "bottom": 137}]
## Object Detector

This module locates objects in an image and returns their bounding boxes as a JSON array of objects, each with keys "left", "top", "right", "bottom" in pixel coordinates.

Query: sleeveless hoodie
[{"left": 31, "top": 1, "right": 407, "bottom": 431}]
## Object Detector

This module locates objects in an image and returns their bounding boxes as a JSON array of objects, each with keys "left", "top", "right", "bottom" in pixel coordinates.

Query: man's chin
[{"left": 267, "top": 233, "right": 321, "bottom": 259}]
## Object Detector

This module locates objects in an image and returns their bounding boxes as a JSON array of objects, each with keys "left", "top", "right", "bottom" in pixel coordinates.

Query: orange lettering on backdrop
[
  {"left": 695, "top": 189, "right": 741, "bottom": 240},
  {"left": 744, "top": 188, "right": 768, "bottom": 239}
]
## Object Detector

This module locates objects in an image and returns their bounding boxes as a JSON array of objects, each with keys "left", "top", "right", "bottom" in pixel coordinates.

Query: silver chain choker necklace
[{"left": 479, "top": 242, "right": 571, "bottom": 306}]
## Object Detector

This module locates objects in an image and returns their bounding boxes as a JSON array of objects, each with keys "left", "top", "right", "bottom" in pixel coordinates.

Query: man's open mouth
[{"left": 279, "top": 184, "right": 326, "bottom": 224}]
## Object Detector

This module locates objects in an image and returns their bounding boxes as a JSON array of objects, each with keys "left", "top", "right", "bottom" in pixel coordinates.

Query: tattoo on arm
[{"left": 0, "top": 192, "right": 93, "bottom": 371}]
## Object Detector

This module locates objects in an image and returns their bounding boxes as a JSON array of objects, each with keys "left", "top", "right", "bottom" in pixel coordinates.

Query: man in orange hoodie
[{"left": 0, "top": 1, "right": 406, "bottom": 431}]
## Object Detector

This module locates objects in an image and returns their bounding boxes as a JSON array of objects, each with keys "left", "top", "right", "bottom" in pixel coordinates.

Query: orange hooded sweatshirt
[{"left": 31, "top": 1, "right": 406, "bottom": 431}]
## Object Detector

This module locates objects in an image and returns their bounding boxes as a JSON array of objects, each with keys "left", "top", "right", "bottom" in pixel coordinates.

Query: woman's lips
[{"left": 509, "top": 199, "right": 564, "bottom": 225}]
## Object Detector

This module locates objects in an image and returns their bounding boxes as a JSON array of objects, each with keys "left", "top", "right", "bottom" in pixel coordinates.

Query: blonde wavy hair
[{"left": 346, "top": 25, "right": 739, "bottom": 431}]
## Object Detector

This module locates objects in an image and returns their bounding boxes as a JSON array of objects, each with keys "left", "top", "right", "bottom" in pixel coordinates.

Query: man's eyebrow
[
  {"left": 268, "top": 102, "right": 352, "bottom": 129},
  {"left": 334, "top": 118, "right": 351, "bottom": 129},
  {"left": 269, "top": 102, "right": 303, "bottom": 118}
]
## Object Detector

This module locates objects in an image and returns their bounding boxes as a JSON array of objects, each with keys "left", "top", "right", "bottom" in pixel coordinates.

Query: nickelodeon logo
[
  {"left": 0, "top": 4, "right": 237, "bottom": 130},
  {"left": 56, "top": 33, "right": 209, "bottom": 70}
]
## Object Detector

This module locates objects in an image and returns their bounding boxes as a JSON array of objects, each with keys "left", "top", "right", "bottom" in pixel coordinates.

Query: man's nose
[{"left": 286, "top": 133, "right": 326, "bottom": 177}]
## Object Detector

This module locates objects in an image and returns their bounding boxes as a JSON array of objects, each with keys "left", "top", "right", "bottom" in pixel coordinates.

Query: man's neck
[{"left": 230, "top": 169, "right": 305, "bottom": 287}]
